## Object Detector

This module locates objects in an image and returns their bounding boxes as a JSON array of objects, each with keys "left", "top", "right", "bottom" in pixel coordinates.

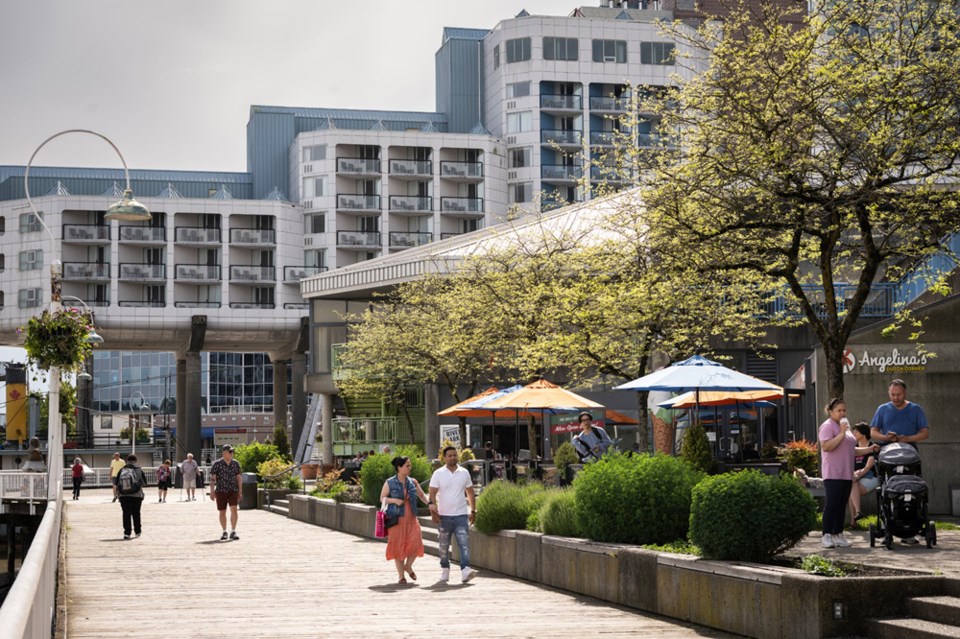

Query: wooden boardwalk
[{"left": 60, "top": 488, "right": 738, "bottom": 639}]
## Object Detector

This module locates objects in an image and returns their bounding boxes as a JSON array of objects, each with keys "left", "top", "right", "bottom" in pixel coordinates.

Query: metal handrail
[{"left": 0, "top": 500, "right": 61, "bottom": 638}]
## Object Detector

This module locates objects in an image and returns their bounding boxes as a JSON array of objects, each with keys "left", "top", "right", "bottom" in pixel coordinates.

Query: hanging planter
[{"left": 22, "top": 308, "right": 96, "bottom": 372}]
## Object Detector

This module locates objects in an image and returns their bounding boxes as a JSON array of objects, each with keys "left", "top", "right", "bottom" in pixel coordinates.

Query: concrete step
[
  {"left": 908, "top": 597, "right": 960, "bottom": 627},
  {"left": 864, "top": 617, "right": 960, "bottom": 639},
  {"left": 264, "top": 500, "right": 289, "bottom": 516}
]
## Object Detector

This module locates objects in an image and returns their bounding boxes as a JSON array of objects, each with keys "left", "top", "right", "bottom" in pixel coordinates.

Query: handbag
[{"left": 375, "top": 501, "right": 389, "bottom": 538}]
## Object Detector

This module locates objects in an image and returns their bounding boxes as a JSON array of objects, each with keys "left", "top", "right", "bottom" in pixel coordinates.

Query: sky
[{"left": 0, "top": 0, "right": 572, "bottom": 173}]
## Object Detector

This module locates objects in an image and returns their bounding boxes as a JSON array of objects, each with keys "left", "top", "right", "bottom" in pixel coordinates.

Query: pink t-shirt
[{"left": 818, "top": 418, "right": 856, "bottom": 480}]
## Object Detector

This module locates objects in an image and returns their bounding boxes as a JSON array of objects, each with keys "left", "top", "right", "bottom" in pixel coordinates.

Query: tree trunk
[
  {"left": 458, "top": 416, "right": 467, "bottom": 452},
  {"left": 636, "top": 390, "right": 651, "bottom": 453},
  {"left": 823, "top": 342, "right": 846, "bottom": 402},
  {"left": 401, "top": 402, "right": 416, "bottom": 444},
  {"left": 527, "top": 415, "right": 538, "bottom": 460}
]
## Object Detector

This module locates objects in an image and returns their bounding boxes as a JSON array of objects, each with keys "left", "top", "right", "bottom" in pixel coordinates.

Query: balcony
[
  {"left": 439, "top": 161, "right": 483, "bottom": 181},
  {"left": 389, "top": 159, "right": 432, "bottom": 178},
  {"left": 63, "top": 224, "right": 110, "bottom": 243},
  {"left": 229, "top": 265, "right": 276, "bottom": 283},
  {"left": 440, "top": 197, "right": 484, "bottom": 216},
  {"left": 284, "top": 302, "right": 310, "bottom": 310},
  {"left": 388, "top": 195, "right": 433, "bottom": 214},
  {"left": 118, "top": 299, "right": 166, "bottom": 308},
  {"left": 63, "top": 299, "right": 109, "bottom": 309},
  {"left": 337, "top": 157, "right": 381, "bottom": 175},
  {"left": 637, "top": 132, "right": 671, "bottom": 148},
  {"left": 283, "top": 265, "right": 328, "bottom": 282},
  {"left": 589, "top": 96, "right": 630, "bottom": 112},
  {"left": 589, "top": 130, "right": 618, "bottom": 146},
  {"left": 541, "top": 129, "right": 583, "bottom": 147},
  {"left": 389, "top": 231, "right": 433, "bottom": 249},
  {"left": 540, "top": 94, "right": 582, "bottom": 111},
  {"left": 63, "top": 262, "right": 110, "bottom": 281},
  {"left": 336, "top": 230, "right": 381, "bottom": 248},
  {"left": 541, "top": 164, "right": 583, "bottom": 182},
  {"left": 118, "top": 263, "right": 166, "bottom": 282},
  {"left": 174, "top": 301, "right": 221, "bottom": 308},
  {"left": 590, "top": 165, "right": 632, "bottom": 183},
  {"left": 175, "top": 226, "right": 221, "bottom": 244},
  {"left": 175, "top": 264, "right": 221, "bottom": 282},
  {"left": 337, "top": 194, "right": 381, "bottom": 212},
  {"left": 119, "top": 226, "right": 166, "bottom": 243},
  {"left": 230, "top": 228, "right": 276, "bottom": 246},
  {"left": 229, "top": 302, "right": 276, "bottom": 309}
]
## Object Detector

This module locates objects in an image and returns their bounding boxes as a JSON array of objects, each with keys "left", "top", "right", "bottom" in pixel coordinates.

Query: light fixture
[
  {"left": 104, "top": 188, "right": 151, "bottom": 222},
  {"left": 85, "top": 328, "right": 104, "bottom": 344},
  {"left": 78, "top": 367, "right": 92, "bottom": 382}
]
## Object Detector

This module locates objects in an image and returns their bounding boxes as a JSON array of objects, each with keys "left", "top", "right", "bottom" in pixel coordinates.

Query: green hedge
[
  {"left": 359, "top": 447, "right": 432, "bottom": 506},
  {"left": 234, "top": 442, "right": 280, "bottom": 478},
  {"left": 575, "top": 453, "right": 703, "bottom": 545},
  {"left": 535, "top": 488, "right": 581, "bottom": 537},
  {"left": 689, "top": 470, "right": 817, "bottom": 562},
  {"left": 475, "top": 481, "right": 548, "bottom": 533}
]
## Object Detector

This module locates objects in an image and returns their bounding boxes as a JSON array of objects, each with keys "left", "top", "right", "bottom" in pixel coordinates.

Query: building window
[
  {"left": 19, "top": 212, "right": 43, "bottom": 233},
  {"left": 0, "top": 217, "right": 5, "bottom": 234},
  {"left": 306, "top": 249, "right": 326, "bottom": 269},
  {"left": 305, "top": 212, "right": 326, "bottom": 234},
  {"left": 18, "top": 249, "right": 43, "bottom": 271},
  {"left": 0, "top": 254, "right": 5, "bottom": 272},
  {"left": 506, "top": 37, "right": 531, "bottom": 63},
  {"left": 493, "top": 44, "right": 500, "bottom": 69},
  {"left": 303, "top": 145, "right": 326, "bottom": 162},
  {"left": 506, "top": 111, "right": 532, "bottom": 133},
  {"left": 509, "top": 147, "right": 532, "bottom": 168},
  {"left": 640, "top": 42, "right": 675, "bottom": 65},
  {"left": 592, "top": 39, "right": 627, "bottom": 63},
  {"left": 18, "top": 288, "right": 42, "bottom": 309},
  {"left": 544, "top": 37, "right": 578, "bottom": 61},
  {"left": 509, "top": 182, "right": 533, "bottom": 204},
  {"left": 506, "top": 81, "right": 531, "bottom": 98},
  {"left": 302, "top": 176, "right": 324, "bottom": 199}
]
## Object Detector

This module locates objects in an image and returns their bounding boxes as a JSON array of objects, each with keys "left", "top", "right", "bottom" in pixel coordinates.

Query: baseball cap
[{"left": 221, "top": 444, "right": 234, "bottom": 453}]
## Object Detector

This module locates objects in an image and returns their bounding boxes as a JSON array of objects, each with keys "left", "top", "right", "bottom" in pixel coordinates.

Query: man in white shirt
[{"left": 428, "top": 446, "right": 478, "bottom": 583}]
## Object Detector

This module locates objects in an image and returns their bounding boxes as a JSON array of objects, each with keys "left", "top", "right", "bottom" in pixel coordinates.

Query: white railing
[
  {"left": 58, "top": 466, "right": 212, "bottom": 488},
  {"left": 0, "top": 471, "right": 48, "bottom": 504},
  {"left": 332, "top": 417, "right": 397, "bottom": 443}
]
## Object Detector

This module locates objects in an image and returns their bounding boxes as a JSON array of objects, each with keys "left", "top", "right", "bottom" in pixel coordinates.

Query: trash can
[{"left": 240, "top": 472, "right": 257, "bottom": 510}]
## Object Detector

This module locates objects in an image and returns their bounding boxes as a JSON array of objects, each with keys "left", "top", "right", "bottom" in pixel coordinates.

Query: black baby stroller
[{"left": 868, "top": 443, "right": 936, "bottom": 549}]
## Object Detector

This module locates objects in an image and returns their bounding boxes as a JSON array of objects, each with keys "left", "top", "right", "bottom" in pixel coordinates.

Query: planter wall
[{"left": 257, "top": 488, "right": 297, "bottom": 509}]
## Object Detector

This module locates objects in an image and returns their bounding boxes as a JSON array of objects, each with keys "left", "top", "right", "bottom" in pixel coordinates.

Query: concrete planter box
[
  {"left": 340, "top": 503, "right": 378, "bottom": 539},
  {"left": 288, "top": 494, "right": 311, "bottom": 522},
  {"left": 313, "top": 497, "right": 340, "bottom": 529},
  {"left": 465, "top": 529, "right": 517, "bottom": 577},
  {"left": 257, "top": 488, "right": 297, "bottom": 509}
]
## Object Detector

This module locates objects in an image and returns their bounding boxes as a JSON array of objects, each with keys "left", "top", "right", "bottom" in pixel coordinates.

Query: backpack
[{"left": 117, "top": 466, "right": 141, "bottom": 495}]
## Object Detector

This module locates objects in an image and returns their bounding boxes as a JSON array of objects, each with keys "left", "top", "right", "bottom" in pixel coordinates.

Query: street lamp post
[{"left": 24, "top": 129, "right": 150, "bottom": 501}]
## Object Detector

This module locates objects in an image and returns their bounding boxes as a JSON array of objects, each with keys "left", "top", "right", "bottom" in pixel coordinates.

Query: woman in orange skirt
[{"left": 379, "top": 456, "right": 429, "bottom": 584}]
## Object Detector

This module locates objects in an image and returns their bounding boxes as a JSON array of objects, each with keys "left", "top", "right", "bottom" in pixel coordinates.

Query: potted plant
[{"left": 22, "top": 308, "right": 96, "bottom": 372}]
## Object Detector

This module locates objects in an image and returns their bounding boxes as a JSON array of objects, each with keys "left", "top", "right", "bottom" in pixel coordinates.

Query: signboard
[
  {"left": 214, "top": 429, "right": 247, "bottom": 449},
  {"left": 842, "top": 347, "right": 928, "bottom": 375},
  {"left": 440, "top": 424, "right": 461, "bottom": 448},
  {"left": 551, "top": 419, "right": 602, "bottom": 435}
]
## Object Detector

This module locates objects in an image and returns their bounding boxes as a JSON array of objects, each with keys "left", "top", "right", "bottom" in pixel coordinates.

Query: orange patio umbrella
[{"left": 437, "top": 386, "right": 539, "bottom": 419}]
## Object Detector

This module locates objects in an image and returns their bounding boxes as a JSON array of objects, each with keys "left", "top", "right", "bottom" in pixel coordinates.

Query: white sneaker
[
  {"left": 834, "top": 534, "right": 851, "bottom": 548},
  {"left": 461, "top": 567, "right": 478, "bottom": 583},
  {"left": 821, "top": 534, "right": 835, "bottom": 548},
  {"left": 439, "top": 568, "right": 450, "bottom": 582}
]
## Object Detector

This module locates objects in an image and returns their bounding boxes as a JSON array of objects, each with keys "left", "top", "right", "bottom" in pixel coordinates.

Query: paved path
[{"left": 60, "top": 488, "right": 739, "bottom": 639}]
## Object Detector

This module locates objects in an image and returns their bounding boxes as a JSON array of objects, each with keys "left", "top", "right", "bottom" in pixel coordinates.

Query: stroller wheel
[
  {"left": 869, "top": 524, "right": 877, "bottom": 548},
  {"left": 926, "top": 523, "right": 937, "bottom": 548},
  {"left": 884, "top": 530, "right": 894, "bottom": 550}
]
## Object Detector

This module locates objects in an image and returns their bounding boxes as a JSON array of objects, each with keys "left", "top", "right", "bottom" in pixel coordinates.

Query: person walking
[
  {"left": 71, "top": 458, "right": 84, "bottom": 500},
  {"left": 157, "top": 459, "right": 172, "bottom": 503},
  {"left": 109, "top": 452, "right": 125, "bottom": 502},
  {"left": 428, "top": 446, "right": 478, "bottom": 583},
  {"left": 571, "top": 411, "right": 612, "bottom": 462},
  {"left": 116, "top": 454, "right": 148, "bottom": 539},
  {"left": 209, "top": 445, "right": 242, "bottom": 541},
  {"left": 380, "top": 456, "right": 429, "bottom": 584},
  {"left": 181, "top": 453, "right": 199, "bottom": 501}
]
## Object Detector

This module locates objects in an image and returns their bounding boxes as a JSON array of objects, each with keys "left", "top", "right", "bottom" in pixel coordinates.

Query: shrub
[
  {"left": 475, "top": 481, "right": 548, "bottom": 533},
  {"left": 359, "top": 449, "right": 431, "bottom": 506},
  {"left": 760, "top": 441, "right": 780, "bottom": 461},
  {"left": 680, "top": 422, "right": 714, "bottom": 474},
  {"left": 459, "top": 447, "right": 476, "bottom": 462},
  {"left": 272, "top": 423, "right": 291, "bottom": 460},
  {"left": 801, "top": 555, "right": 847, "bottom": 577},
  {"left": 689, "top": 470, "right": 817, "bottom": 563},
  {"left": 553, "top": 442, "right": 580, "bottom": 484},
  {"left": 235, "top": 441, "right": 280, "bottom": 476},
  {"left": 779, "top": 440, "right": 819, "bottom": 476},
  {"left": 257, "top": 457, "right": 295, "bottom": 488},
  {"left": 574, "top": 453, "right": 703, "bottom": 545},
  {"left": 536, "top": 488, "right": 581, "bottom": 537}
]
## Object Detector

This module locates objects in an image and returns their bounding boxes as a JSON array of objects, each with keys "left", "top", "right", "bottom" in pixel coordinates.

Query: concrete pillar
[
  {"left": 424, "top": 383, "right": 440, "bottom": 460},
  {"left": 175, "top": 358, "right": 187, "bottom": 462},
  {"left": 291, "top": 353, "right": 307, "bottom": 459},
  {"left": 321, "top": 393, "right": 333, "bottom": 464},
  {"left": 272, "top": 358, "right": 290, "bottom": 445},
  {"left": 181, "top": 352, "right": 202, "bottom": 462}
]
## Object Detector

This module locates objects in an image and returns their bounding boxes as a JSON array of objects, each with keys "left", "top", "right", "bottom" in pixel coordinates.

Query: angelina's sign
[{"left": 842, "top": 347, "right": 928, "bottom": 374}]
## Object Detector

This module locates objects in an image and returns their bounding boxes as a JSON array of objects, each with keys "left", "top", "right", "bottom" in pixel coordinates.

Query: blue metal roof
[
  {"left": 442, "top": 27, "right": 490, "bottom": 43},
  {"left": 250, "top": 105, "right": 447, "bottom": 124},
  {"left": 0, "top": 165, "right": 251, "bottom": 183}
]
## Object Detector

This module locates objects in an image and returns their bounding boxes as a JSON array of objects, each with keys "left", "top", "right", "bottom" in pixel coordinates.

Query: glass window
[
  {"left": 18, "top": 249, "right": 43, "bottom": 271},
  {"left": 592, "top": 39, "right": 627, "bottom": 63},
  {"left": 509, "top": 147, "right": 532, "bottom": 168},
  {"left": 506, "top": 81, "right": 531, "bottom": 98},
  {"left": 509, "top": 182, "right": 533, "bottom": 204},
  {"left": 302, "top": 177, "right": 324, "bottom": 199},
  {"left": 640, "top": 42, "right": 675, "bottom": 65},
  {"left": 303, "top": 145, "right": 326, "bottom": 162},
  {"left": 506, "top": 111, "right": 532, "bottom": 133},
  {"left": 506, "top": 37, "right": 531, "bottom": 63},
  {"left": 304, "top": 212, "right": 326, "bottom": 234},
  {"left": 544, "top": 37, "right": 578, "bottom": 61},
  {"left": 493, "top": 44, "right": 500, "bottom": 69},
  {"left": 19, "top": 212, "right": 43, "bottom": 233}
]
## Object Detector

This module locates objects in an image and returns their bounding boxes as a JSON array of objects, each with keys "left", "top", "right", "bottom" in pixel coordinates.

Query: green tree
[
  {"left": 272, "top": 422, "right": 290, "bottom": 460},
  {"left": 642, "top": 0, "right": 960, "bottom": 398},
  {"left": 33, "top": 381, "right": 78, "bottom": 438}
]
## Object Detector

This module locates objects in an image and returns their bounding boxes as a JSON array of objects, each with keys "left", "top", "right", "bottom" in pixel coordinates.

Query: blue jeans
[{"left": 438, "top": 514, "right": 470, "bottom": 569}]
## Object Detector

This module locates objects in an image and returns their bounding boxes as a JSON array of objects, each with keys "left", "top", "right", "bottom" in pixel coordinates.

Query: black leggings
[{"left": 823, "top": 479, "right": 852, "bottom": 535}]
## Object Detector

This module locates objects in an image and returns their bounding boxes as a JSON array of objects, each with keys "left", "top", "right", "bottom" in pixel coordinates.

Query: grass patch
[
  {"left": 641, "top": 540, "right": 701, "bottom": 555},
  {"left": 934, "top": 521, "right": 959, "bottom": 531},
  {"left": 801, "top": 554, "right": 847, "bottom": 577}
]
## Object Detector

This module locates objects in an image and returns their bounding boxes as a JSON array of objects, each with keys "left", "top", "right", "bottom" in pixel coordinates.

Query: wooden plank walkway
[{"left": 60, "top": 488, "right": 739, "bottom": 639}]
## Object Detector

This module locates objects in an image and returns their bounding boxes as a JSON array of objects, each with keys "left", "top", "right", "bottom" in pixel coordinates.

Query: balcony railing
[
  {"left": 284, "top": 302, "right": 310, "bottom": 310},
  {"left": 541, "top": 129, "right": 583, "bottom": 145},
  {"left": 389, "top": 231, "right": 433, "bottom": 248},
  {"left": 439, "top": 161, "right": 483, "bottom": 179},
  {"left": 389, "top": 159, "right": 432, "bottom": 176},
  {"left": 637, "top": 132, "right": 668, "bottom": 147},
  {"left": 332, "top": 417, "right": 397, "bottom": 443},
  {"left": 64, "top": 299, "right": 109, "bottom": 309},
  {"left": 440, "top": 197, "right": 484, "bottom": 214},
  {"left": 283, "top": 265, "right": 328, "bottom": 282},
  {"left": 337, "top": 194, "right": 381, "bottom": 211},
  {"left": 541, "top": 164, "right": 583, "bottom": 181},
  {"left": 229, "top": 302, "right": 276, "bottom": 309},
  {"left": 540, "top": 94, "right": 582, "bottom": 110},
  {"left": 174, "top": 301, "right": 221, "bottom": 308},
  {"left": 175, "top": 264, "right": 221, "bottom": 282},
  {"left": 590, "top": 165, "right": 632, "bottom": 182},
  {"left": 336, "top": 230, "right": 381, "bottom": 248},
  {"left": 765, "top": 283, "right": 899, "bottom": 320},
  {"left": 589, "top": 96, "right": 629, "bottom": 111},
  {"left": 589, "top": 130, "right": 618, "bottom": 146},
  {"left": 63, "top": 224, "right": 110, "bottom": 242},
  {"left": 63, "top": 262, "right": 110, "bottom": 280},
  {"left": 337, "top": 157, "right": 381, "bottom": 174},
  {"left": 118, "top": 299, "right": 166, "bottom": 308},
  {"left": 119, "top": 226, "right": 166, "bottom": 243},
  {"left": 230, "top": 228, "right": 276, "bottom": 245},
  {"left": 229, "top": 265, "right": 276, "bottom": 283},
  {"left": 388, "top": 195, "right": 433, "bottom": 213},
  {"left": 175, "top": 226, "right": 221, "bottom": 244},
  {"left": 118, "top": 263, "right": 166, "bottom": 281}
]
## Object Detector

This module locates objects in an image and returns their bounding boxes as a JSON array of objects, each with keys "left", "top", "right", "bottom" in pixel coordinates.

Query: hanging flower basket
[{"left": 22, "top": 308, "right": 96, "bottom": 372}]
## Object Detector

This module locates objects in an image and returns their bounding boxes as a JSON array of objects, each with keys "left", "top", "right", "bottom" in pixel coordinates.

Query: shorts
[
  {"left": 215, "top": 491, "right": 240, "bottom": 510},
  {"left": 112, "top": 476, "right": 119, "bottom": 486},
  {"left": 184, "top": 478, "right": 196, "bottom": 489},
  {"left": 858, "top": 475, "right": 879, "bottom": 494},
  {"left": 158, "top": 479, "right": 172, "bottom": 489}
]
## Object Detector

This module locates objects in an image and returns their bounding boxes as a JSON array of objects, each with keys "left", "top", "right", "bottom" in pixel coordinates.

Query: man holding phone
[{"left": 870, "top": 379, "right": 929, "bottom": 449}]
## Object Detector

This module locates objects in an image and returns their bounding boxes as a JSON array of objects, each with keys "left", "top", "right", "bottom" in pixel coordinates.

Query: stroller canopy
[{"left": 878, "top": 443, "right": 921, "bottom": 468}]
